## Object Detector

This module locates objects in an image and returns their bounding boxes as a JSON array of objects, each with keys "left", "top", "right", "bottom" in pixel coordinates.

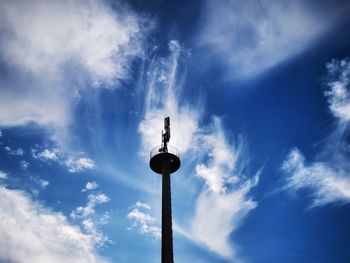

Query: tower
[{"left": 150, "top": 117, "right": 180, "bottom": 263}]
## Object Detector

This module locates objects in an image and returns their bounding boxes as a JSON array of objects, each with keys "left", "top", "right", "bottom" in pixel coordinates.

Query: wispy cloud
[
  {"left": 325, "top": 59, "right": 350, "bottom": 122},
  {"left": 0, "top": 0, "right": 149, "bottom": 128},
  {"left": 31, "top": 145, "right": 95, "bottom": 173},
  {"left": 196, "top": 0, "right": 347, "bottom": 80},
  {"left": 20, "top": 160, "right": 29, "bottom": 170},
  {"left": 0, "top": 186, "right": 109, "bottom": 263},
  {"left": 138, "top": 40, "right": 259, "bottom": 259},
  {"left": 283, "top": 148, "right": 350, "bottom": 207},
  {"left": 189, "top": 120, "right": 259, "bottom": 258},
  {"left": 282, "top": 58, "right": 350, "bottom": 207},
  {"left": 71, "top": 192, "right": 111, "bottom": 247},
  {"left": 30, "top": 177, "right": 49, "bottom": 190},
  {"left": 127, "top": 201, "right": 161, "bottom": 238},
  {"left": 4, "top": 146, "right": 24, "bottom": 156},
  {"left": 195, "top": 118, "right": 241, "bottom": 193},
  {"left": 0, "top": 171, "right": 7, "bottom": 180},
  {"left": 138, "top": 40, "right": 200, "bottom": 156}
]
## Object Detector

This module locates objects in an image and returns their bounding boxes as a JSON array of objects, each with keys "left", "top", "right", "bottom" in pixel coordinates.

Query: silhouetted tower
[{"left": 150, "top": 117, "right": 180, "bottom": 263}]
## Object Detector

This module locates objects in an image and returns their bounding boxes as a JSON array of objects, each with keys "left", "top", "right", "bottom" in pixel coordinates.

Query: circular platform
[{"left": 150, "top": 146, "right": 181, "bottom": 174}]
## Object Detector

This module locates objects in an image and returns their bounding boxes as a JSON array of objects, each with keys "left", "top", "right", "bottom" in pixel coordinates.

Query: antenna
[{"left": 162, "top": 117, "right": 170, "bottom": 151}]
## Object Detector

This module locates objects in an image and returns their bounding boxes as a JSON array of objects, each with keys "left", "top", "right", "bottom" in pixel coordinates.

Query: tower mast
[{"left": 150, "top": 117, "right": 180, "bottom": 263}]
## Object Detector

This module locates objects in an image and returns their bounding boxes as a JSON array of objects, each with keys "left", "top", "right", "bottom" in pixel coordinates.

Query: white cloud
[
  {"left": 32, "top": 148, "right": 59, "bottom": 161},
  {"left": 282, "top": 58, "right": 350, "bottom": 207},
  {"left": 282, "top": 149, "right": 350, "bottom": 207},
  {"left": 325, "top": 59, "right": 350, "bottom": 121},
  {"left": 71, "top": 193, "right": 110, "bottom": 219},
  {"left": 190, "top": 179, "right": 258, "bottom": 258},
  {"left": 30, "top": 177, "right": 49, "bottom": 190},
  {"left": 187, "top": 120, "right": 259, "bottom": 258},
  {"left": 82, "top": 181, "right": 99, "bottom": 192},
  {"left": 66, "top": 157, "right": 95, "bottom": 173},
  {"left": 195, "top": 118, "right": 240, "bottom": 193},
  {"left": 81, "top": 219, "right": 110, "bottom": 248},
  {"left": 0, "top": 186, "right": 109, "bottom": 263},
  {"left": 138, "top": 40, "right": 200, "bottom": 156},
  {"left": 196, "top": 0, "right": 342, "bottom": 79},
  {"left": 138, "top": 39, "right": 259, "bottom": 259},
  {"left": 0, "top": 171, "right": 7, "bottom": 180},
  {"left": 0, "top": 131, "right": 2, "bottom": 137},
  {"left": 0, "top": 0, "right": 143, "bottom": 85},
  {"left": 4, "top": 146, "right": 24, "bottom": 156},
  {"left": 0, "top": 0, "right": 148, "bottom": 128},
  {"left": 127, "top": 201, "right": 161, "bottom": 238},
  {"left": 20, "top": 160, "right": 29, "bottom": 170},
  {"left": 70, "top": 193, "right": 111, "bottom": 247},
  {"left": 31, "top": 146, "right": 95, "bottom": 173}
]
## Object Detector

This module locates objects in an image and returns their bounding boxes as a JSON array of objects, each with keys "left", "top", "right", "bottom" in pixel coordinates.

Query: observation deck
[{"left": 150, "top": 145, "right": 181, "bottom": 174}]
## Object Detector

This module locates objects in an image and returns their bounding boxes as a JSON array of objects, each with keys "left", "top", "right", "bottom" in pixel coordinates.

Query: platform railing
[{"left": 150, "top": 145, "right": 180, "bottom": 159}]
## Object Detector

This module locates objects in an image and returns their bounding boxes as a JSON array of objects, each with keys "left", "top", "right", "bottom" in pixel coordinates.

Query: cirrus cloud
[{"left": 282, "top": 58, "right": 350, "bottom": 207}]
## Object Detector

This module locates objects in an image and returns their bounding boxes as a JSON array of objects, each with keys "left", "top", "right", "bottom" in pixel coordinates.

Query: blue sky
[{"left": 0, "top": 0, "right": 350, "bottom": 262}]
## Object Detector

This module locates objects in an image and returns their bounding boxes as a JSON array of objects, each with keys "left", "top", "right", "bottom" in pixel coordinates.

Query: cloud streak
[
  {"left": 138, "top": 40, "right": 259, "bottom": 259},
  {"left": 282, "top": 58, "right": 350, "bottom": 207},
  {"left": 189, "top": 119, "right": 259, "bottom": 258},
  {"left": 283, "top": 148, "right": 350, "bottom": 207},
  {"left": 196, "top": 0, "right": 346, "bottom": 80}
]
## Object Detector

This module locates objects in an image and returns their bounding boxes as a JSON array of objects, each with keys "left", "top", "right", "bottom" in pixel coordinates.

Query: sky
[{"left": 0, "top": 0, "right": 350, "bottom": 262}]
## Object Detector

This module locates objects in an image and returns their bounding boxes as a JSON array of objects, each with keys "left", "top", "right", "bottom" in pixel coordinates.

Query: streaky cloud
[
  {"left": 282, "top": 58, "right": 350, "bottom": 207},
  {"left": 138, "top": 40, "right": 259, "bottom": 260},
  {"left": 283, "top": 148, "right": 350, "bottom": 207},
  {"left": 196, "top": 0, "right": 348, "bottom": 80}
]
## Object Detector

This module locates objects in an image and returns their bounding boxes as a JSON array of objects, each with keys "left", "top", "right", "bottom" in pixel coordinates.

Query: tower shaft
[{"left": 161, "top": 164, "right": 174, "bottom": 263}]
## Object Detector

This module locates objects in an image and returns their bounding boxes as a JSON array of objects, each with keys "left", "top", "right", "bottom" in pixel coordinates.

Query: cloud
[
  {"left": 70, "top": 192, "right": 111, "bottom": 247},
  {"left": 31, "top": 145, "right": 95, "bottom": 173},
  {"left": 138, "top": 40, "right": 259, "bottom": 259},
  {"left": 325, "top": 59, "right": 350, "bottom": 121},
  {"left": 138, "top": 40, "right": 200, "bottom": 156},
  {"left": 195, "top": 117, "right": 241, "bottom": 193},
  {"left": 127, "top": 201, "right": 161, "bottom": 238},
  {"left": 282, "top": 58, "right": 350, "bottom": 207},
  {"left": 0, "top": 171, "right": 7, "bottom": 180},
  {"left": 82, "top": 181, "right": 99, "bottom": 192},
  {"left": 32, "top": 148, "right": 59, "bottom": 161},
  {"left": 20, "top": 160, "right": 29, "bottom": 170},
  {"left": 81, "top": 218, "right": 111, "bottom": 248},
  {"left": 30, "top": 177, "right": 49, "bottom": 190},
  {"left": 4, "top": 146, "right": 24, "bottom": 156},
  {"left": 0, "top": 0, "right": 148, "bottom": 128},
  {"left": 188, "top": 119, "right": 259, "bottom": 258},
  {"left": 190, "top": 180, "right": 258, "bottom": 258},
  {"left": 65, "top": 157, "right": 95, "bottom": 173},
  {"left": 71, "top": 193, "right": 110, "bottom": 219},
  {"left": 282, "top": 149, "right": 350, "bottom": 207},
  {"left": 196, "top": 0, "right": 345, "bottom": 79},
  {"left": 0, "top": 186, "right": 109, "bottom": 263}
]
